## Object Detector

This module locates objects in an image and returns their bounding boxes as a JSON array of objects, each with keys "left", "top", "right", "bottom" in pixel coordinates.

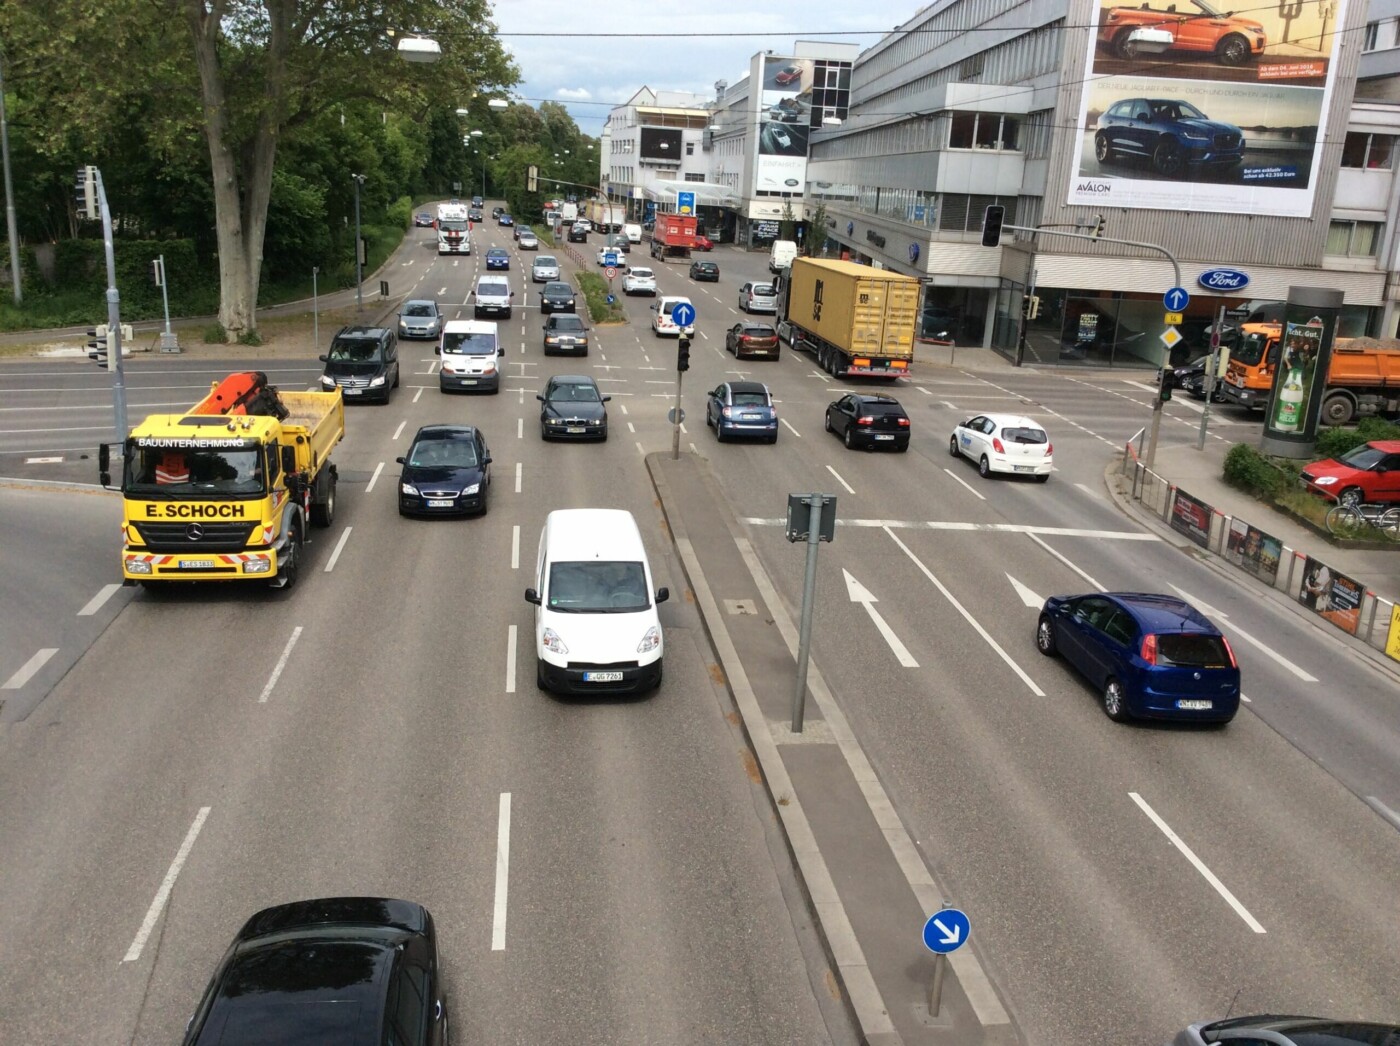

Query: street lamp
[
  {"left": 395, "top": 36, "right": 441, "bottom": 62},
  {"left": 351, "top": 173, "right": 365, "bottom": 310},
  {"left": 0, "top": 50, "right": 21, "bottom": 303}
]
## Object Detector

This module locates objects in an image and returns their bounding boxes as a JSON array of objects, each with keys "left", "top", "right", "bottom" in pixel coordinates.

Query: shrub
[
  {"left": 575, "top": 271, "right": 625, "bottom": 323},
  {"left": 1222, "top": 442, "right": 1288, "bottom": 499},
  {"left": 1314, "top": 417, "right": 1400, "bottom": 461},
  {"left": 386, "top": 195, "right": 414, "bottom": 230},
  {"left": 203, "top": 323, "right": 228, "bottom": 344},
  {"left": 238, "top": 329, "right": 264, "bottom": 347}
]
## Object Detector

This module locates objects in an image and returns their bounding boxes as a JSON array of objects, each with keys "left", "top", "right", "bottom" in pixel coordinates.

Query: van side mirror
[
  {"left": 656, "top": 587, "right": 670, "bottom": 604},
  {"left": 498, "top": 346, "right": 505, "bottom": 356},
  {"left": 524, "top": 588, "right": 541, "bottom": 605}
]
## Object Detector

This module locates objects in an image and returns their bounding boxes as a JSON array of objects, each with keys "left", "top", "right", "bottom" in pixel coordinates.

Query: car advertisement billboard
[
  {"left": 756, "top": 57, "right": 812, "bottom": 193},
  {"left": 1069, "top": 0, "right": 1349, "bottom": 216},
  {"left": 640, "top": 127, "right": 682, "bottom": 162}
]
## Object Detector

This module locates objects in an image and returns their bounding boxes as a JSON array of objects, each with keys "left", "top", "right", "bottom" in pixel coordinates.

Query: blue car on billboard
[{"left": 1094, "top": 98, "right": 1244, "bottom": 178}]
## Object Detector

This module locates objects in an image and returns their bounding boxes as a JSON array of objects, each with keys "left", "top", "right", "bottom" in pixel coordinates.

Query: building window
[
  {"left": 684, "top": 173, "right": 704, "bottom": 182},
  {"left": 1363, "top": 20, "right": 1379, "bottom": 50},
  {"left": 939, "top": 194, "right": 1018, "bottom": 232},
  {"left": 1341, "top": 132, "right": 1395, "bottom": 169},
  {"left": 685, "top": 142, "right": 695, "bottom": 155},
  {"left": 1326, "top": 220, "right": 1381, "bottom": 256},
  {"left": 948, "top": 113, "right": 1021, "bottom": 151}
]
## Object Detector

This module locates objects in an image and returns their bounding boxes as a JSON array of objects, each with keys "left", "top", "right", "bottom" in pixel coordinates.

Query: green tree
[{"left": 803, "top": 200, "right": 830, "bottom": 255}]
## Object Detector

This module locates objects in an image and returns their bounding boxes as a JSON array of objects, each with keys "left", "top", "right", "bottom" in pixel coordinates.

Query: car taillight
[
  {"left": 897, "top": 417, "right": 910, "bottom": 427},
  {"left": 1045, "top": 442, "right": 1053, "bottom": 455},
  {"left": 857, "top": 415, "right": 874, "bottom": 426},
  {"left": 721, "top": 407, "right": 732, "bottom": 418},
  {"left": 1221, "top": 635, "right": 1238, "bottom": 668},
  {"left": 1140, "top": 634, "right": 1158, "bottom": 665},
  {"left": 992, "top": 437, "right": 1005, "bottom": 454}
]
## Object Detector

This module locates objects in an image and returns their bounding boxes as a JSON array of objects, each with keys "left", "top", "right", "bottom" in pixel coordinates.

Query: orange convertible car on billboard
[{"left": 1099, "top": 0, "right": 1266, "bottom": 65}]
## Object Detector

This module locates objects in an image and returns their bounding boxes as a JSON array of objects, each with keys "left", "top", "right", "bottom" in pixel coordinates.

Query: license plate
[
  {"left": 567, "top": 426, "right": 586, "bottom": 434},
  {"left": 742, "top": 414, "right": 762, "bottom": 420},
  {"left": 1013, "top": 465, "right": 1035, "bottom": 473},
  {"left": 1177, "top": 699, "right": 1213, "bottom": 710},
  {"left": 427, "top": 499, "right": 454, "bottom": 508},
  {"left": 181, "top": 559, "right": 215, "bottom": 569},
  {"left": 460, "top": 379, "right": 478, "bottom": 385},
  {"left": 583, "top": 671, "right": 624, "bottom": 682},
  {"left": 875, "top": 434, "right": 894, "bottom": 441},
  {"left": 343, "top": 388, "right": 362, "bottom": 395}
]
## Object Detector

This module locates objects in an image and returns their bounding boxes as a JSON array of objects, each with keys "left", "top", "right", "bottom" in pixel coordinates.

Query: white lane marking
[
  {"left": 842, "top": 569, "right": 918, "bottom": 667},
  {"left": 825, "top": 465, "right": 854, "bottom": 494},
  {"left": 392, "top": 420, "right": 406, "bottom": 440},
  {"left": 1240, "top": 693, "right": 1252, "bottom": 703},
  {"left": 77, "top": 584, "right": 122, "bottom": 617},
  {"left": 25, "top": 455, "right": 63, "bottom": 463},
  {"left": 1129, "top": 792, "right": 1266, "bottom": 933},
  {"left": 620, "top": 403, "right": 629, "bottom": 415},
  {"left": 516, "top": 417, "right": 523, "bottom": 439},
  {"left": 635, "top": 441, "right": 646, "bottom": 455},
  {"left": 1027, "top": 532, "right": 1103, "bottom": 590},
  {"left": 1167, "top": 584, "right": 1317, "bottom": 682},
  {"left": 741, "top": 517, "right": 1157, "bottom": 539},
  {"left": 1074, "top": 482, "right": 1103, "bottom": 501},
  {"left": 514, "top": 462, "right": 522, "bottom": 493},
  {"left": 884, "top": 527, "right": 1044, "bottom": 695},
  {"left": 439, "top": 286, "right": 447, "bottom": 295},
  {"left": 1365, "top": 796, "right": 1400, "bottom": 831},
  {"left": 680, "top": 422, "right": 688, "bottom": 434},
  {"left": 511, "top": 525, "right": 520, "bottom": 570},
  {"left": 915, "top": 386, "right": 931, "bottom": 395},
  {"left": 942, "top": 467, "right": 986, "bottom": 500},
  {"left": 505, "top": 625, "right": 517, "bottom": 694},
  {"left": 413, "top": 387, "right": 423, "bottom": 403},
  {"left": 628, "top": 422, "right": 636, "bottom": 433},
  {"left": 324, "top": 526, "right": 352, "bottom": 572},
  {"left": 1007, "top": 574, "right": 1043, "bottom": 608},
  {"left": 123, "top": 807, "right": 212, "bottom": 962},
  {"left": 492, "top": 792, "right": 512, "bottom": 951},
  {"left": 780, "top": 418, "right": 802, "bottom": 438},
  {"left": 2, "top": 648, "right": 58, "bottom": 690},
  {"left": 365, "top": 461, "right": 385, "bottom": 494},
  {"left": 259, "top": 626, "right": 304, "bottom": 703},
  {"left": 941, "top": 400, "right": 958, "bottom": 409}
]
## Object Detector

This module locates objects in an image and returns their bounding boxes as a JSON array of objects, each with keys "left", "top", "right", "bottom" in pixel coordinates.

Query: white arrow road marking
[
  {"left": 932, "top": 918, "right": 962, "bottom": 945},
  {"left": 1168, "top": 584, "right": 1317, "bottom": 682},
  {"left": 1007, "top": 574, "right": 1042, "bottom": 608},
  {"left": 842, "top": 569, "right": 919, "bottom": 668}
]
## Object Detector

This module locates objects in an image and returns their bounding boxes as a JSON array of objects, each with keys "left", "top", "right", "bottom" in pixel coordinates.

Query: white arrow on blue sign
[
  {"left": 671, "top": 302, "right": 697, "bottom": 328},
  {"left": 921, "top": 908, "right": 970, "bottom": 954},
  {"left": 1163, "top": 287, "right": 1191, "bottom": 312}
]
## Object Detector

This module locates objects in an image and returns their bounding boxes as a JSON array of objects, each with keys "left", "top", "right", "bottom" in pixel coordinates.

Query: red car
[
  {"left": 774, "top": 65, "right": 803, "bottom": 86},
  {"left": 694, "top": 234, "right": 714, "bottom": 251},
  {"left": 1301, "top": 441, "right": 1400, "bottom": 505}
]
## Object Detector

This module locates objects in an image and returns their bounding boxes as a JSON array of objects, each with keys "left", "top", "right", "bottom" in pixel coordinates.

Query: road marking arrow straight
[
  {"left": 1007, "top": 574, "right": 1042, "bottom": 608},
  {"left": 842, "top": 569, "right": 919, "bottom": 667}
]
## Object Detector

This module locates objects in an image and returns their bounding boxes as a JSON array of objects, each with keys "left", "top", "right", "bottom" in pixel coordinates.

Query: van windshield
[
  {"left": 547, "top": 561, "right": 649, "bottom": 613},
  {"left": 478, "top": 282, "right": 509, "bottom": 297},
  {"left": 327, "top": 338, "right": 384, "bottom": 363},
  {"left": 442, "top": 332, "right": 497, "bottom": 355}
]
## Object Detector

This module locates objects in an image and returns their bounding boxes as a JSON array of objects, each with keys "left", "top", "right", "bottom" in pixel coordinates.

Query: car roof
[
  {"left": 737, "top": 320, "right": 775, "bottom": 330},
  {"left": 1106, "top": 593, "right": 1218, "bottom": 634},
  {"left": 548, "top": 374, "right": 596, "bottom": 386},
  {"left": 1362, "top": 440, "right": 1400, "bottom": 452},
  {"left": 543, "top": 508, "right": 644, "bottom": 561},
  {"left": 534, "top": 255, "right": 558, "bottom": 263},
  {"left": 726, "top": 381, "right": 770, "bottom": 396},
  {"left": 548, "top": 313, "right": 585, "bottom": 325},
  {"left": 853, "top": 394, "right": 903, "bottom": 406},
  {"left": 980, "top": 413, "right": 1045, "bottom": 429},
  {"left": 413, "top": 424, "right": 477, "bottom": 441},
  {"left": 333, "top": 325, "right": 389, "bottom": 339},
  {"left": 403, "top": 299, "right": 436, "bottom": 308},
  {"left": 442, "top": 319, "right": 497, "bottom": 334}
]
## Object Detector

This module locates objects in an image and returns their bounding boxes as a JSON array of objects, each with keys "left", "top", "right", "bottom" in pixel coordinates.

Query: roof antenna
[{"left": 1222, "top": 986, "right": 1243, "bottom": 1021}]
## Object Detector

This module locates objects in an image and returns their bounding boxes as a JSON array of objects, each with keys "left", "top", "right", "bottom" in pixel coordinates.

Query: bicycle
[{"left": 1325, "top": 500, "right": 1400, "bottom": 537}]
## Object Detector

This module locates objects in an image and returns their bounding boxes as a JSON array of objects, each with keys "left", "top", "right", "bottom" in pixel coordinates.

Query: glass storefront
[{"left": 919, "top": 286, "right": 990, "bottom": 345}]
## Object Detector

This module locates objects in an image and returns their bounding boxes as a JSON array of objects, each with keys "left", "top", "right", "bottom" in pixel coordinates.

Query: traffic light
[
  {"left": 527, "top": 164, "right": 538, "bottom": 192},
  {"left": 980, "top": 204, "right": 1004, "bottom": 248},
  {"left": 87, "top": 324, "right": 112, "bottom": 368},
  {"left": 1159, "top": 368, "right": 1174, "bottom": 402},
  {"left": 1021, "top": 295, "right": 1041, "bottom": 321},
  {"left": 74, "top": 165, "right": 98, "bottom": 220},
  {"left": 677, "top": 335, "right": 691, "bottom": 373},
  {"left": 1091, "top": 213, "right": 1106, "bottom": 239}
]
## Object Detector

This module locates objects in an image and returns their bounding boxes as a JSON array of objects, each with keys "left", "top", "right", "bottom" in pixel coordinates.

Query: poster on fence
[
  {"left": 1387, "top": 605, "right": 1400, "bottom": 664},
  {"left": 1296, "top": 556, "right": 1363, "bottom": 635},
  {"left": 1224, "top": 519, "right": 1282, "bottom": 585},
  {"left": 1170, "top": 490, "right": 1212, "bottom": 549}
]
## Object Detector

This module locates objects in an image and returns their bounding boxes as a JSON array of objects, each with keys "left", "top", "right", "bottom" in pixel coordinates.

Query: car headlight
[
  {"left": 542, "top": 627, "right": 568, "bottom": 655},
  {"left": 369, "top": 375, "right": 386, "bottom": 387},
  {"left": 1314, "top": 476, "right": 1338, "bottom": 486},
  {"left": 566, "top": 299, "right": 575, "bottom": 307},
  {"left": 589, "top": 418, "right": 603, "bottom": 426},
  {"left": 401, "top": 482, "right": 419, "bottom": 496},
  {"left": 637, "top": 626, "right": 661, "bottom": 654},
  {"left": 398, "top": 320, "right": 408, "bottom": 330},
  {"left": 320, "top": 375, "right": 336, "bottom": 387},
  {"left": 1182, "top": 132, "right": 1210, "bottom": 141},
  {"left": 463, "top": 483, "right": 480, "bottom": 495},
  {"left": 482, "top": 365, "right": 496, "bottom": 375}
]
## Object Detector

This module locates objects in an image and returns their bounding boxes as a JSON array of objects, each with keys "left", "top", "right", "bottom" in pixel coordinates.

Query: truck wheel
[
  {"left": 1320, "top": 392, "right": 1356, "bottom": 426},
  {"left": 310, "top": 473, "right": 336, "bottom": 528},
  {"left": 274, "top": 521, "right": 302, "bottom": 590}
]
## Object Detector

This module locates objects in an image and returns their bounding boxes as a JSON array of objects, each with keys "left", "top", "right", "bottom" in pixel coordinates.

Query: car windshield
[
  {"left": 439, "top": 220, "right": 467, "bottom": 232},
  {"left": 1150, "top": 100, "right": 1206, "bottom": 121},
  {"left": 535, "top": 257, "right": 558, "bottom": 267},
  {"left": 732, "top": 392, "right": 769, "bottom": 407},
  {"left": 442, "top": 332, "right": 497, "bottom": 355},
  {"left": 1190, "top": 0, "right": 1224, "bottom": 16},
  {"left": 547, "top": 561, "right": 649, "bottom": 613},
  {"left": 489, "top": 250, "right": 507, "bottom": 257},
  {"left": 327, "top": 338, "right": 383, "bottom": 363},
  {"left": 1156, "top": 633, "right": 1232, "bottom": 668},
  {"left": 409, "top": 438, "right": 478, "bottom": 468},
  {"left": 403, "top": 303, "right": 436, "bottom": 318},
  {"left": 1339, "top": 444, "right": 1386, "bottom": 468},
  {"left": 550, "top": 317, "right": 585, "bottom": 332},
  {"left": 1001, "top": 426, "right": 1047, "bottom": 444},
  {"left": 125, "top": 444, "right": 266, "bottom": 496},
  {"left": 1231, "top": 331, "right": 1271, "bottom": 367},
  {"left": 548, "top": 383, "right": 599, "bottom": 403}
]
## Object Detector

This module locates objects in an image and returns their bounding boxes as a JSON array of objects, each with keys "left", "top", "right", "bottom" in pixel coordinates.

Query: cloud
[{"left": 556, "top": 87, "right": 593, "bottom": 101}]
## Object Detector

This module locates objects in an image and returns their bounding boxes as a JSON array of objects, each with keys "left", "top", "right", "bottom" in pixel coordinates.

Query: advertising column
[{"left": 1260, "top": 285, "right": 1342, "bottom": 457}]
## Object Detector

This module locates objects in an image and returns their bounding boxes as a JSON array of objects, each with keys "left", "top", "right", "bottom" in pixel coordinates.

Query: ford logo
[{"left": 1198, "top": 268, "right": 1249, "bottom": 291}]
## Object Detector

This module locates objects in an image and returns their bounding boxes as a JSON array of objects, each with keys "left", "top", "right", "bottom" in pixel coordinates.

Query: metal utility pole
[
  {"left": 92, "top": 168, "right": 128, "bottom": 437},
  {"left": 1197, "top": 305, "right": 1226, "bottom": 450},
  {"left": 312, "top": 266, "right": 320, "bottom": 350},
  {"left": 0, "top": 50, "right": 22, "bottom": 304},
  {"left": 670, "top": 369, "right": 684, "bottom": 460},
  {"left": 352, "top": 174, "right": 365, "bottom": 311}
]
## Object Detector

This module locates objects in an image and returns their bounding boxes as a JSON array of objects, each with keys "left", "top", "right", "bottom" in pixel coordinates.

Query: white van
[
  {"left": 623, "top": 223, "right": 643, "bottom": 244},
  {"left": 472, "top": 275, "right": 513, "bottom": 319},
  {"left": 769, "top": 239, "right": 798, "bottom": 273},
  {"left": 651, "top": 295, "right": 695, "bottom": 337},
  {"left": 525, "top": 509, "right": 668, "bottom": 694},
  {"left": 438, "top": 320, "right": 503, "bottom": 393}
]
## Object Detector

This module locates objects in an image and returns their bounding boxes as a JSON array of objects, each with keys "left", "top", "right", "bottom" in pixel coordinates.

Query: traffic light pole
[
  {"left": 671, "top": 368, "right": 684, "bottom": 460},
  {"left": 94, "top": 169, "right": 129, "bottom": 439}
]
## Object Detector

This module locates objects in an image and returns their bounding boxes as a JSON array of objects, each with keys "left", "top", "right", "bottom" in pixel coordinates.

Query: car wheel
[
  {"left": 1338, "top": 486, "right": 1364, "bottom": 508},
  {"left": 1152, "top": 138, "right": 1186, "bottom": 178},
  {"left": 824, "top": 412, "right": 833, "bottom": 433},
  {"left": 540, "top": 422, "right": 549, "bottom": 441},
  {"left": 978, "top": 455, "right": 990, "bottom": 478},
  {"left": 1102, "top": 678, "right": 1132, "bottom": 722},
  {"left": 844, "top": 427, "right": 855, "bottom": 449},
  {"left": 1113, "top": 29, "right": 1142, "bottom": 60},
  {"left": 1094, "top": 132, "right": 1114, "bottom": 164},
  {"left": 949, "top": 435, "right": 960, "bottom": 458},
  {"left": 1215, "top": 32, "right": 1251, "bottom": 65},
  {"left": 767, "top": 434, "right": 778, "bottom": 445},
  {"left": 1035, "top": 615, "right": 1057, "bottom": 656}
]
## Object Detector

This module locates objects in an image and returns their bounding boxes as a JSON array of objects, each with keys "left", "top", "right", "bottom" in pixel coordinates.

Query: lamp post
[
  {"left": 0, "top": 49, "right": 22, "bottom": 304},
  {"left": 351, "top": 173, "right": 365, "bottom": 311},
  {"left": 470, "top": 129, "right": 485, "bottom": 197}
]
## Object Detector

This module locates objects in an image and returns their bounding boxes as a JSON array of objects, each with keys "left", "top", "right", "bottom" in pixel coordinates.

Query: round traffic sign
[
  {"left": 1163, "top": 287, "right": 1190, "bottom": 312},
  {"left": 921, "top": 908, "right": 970, "bottom": 954},
  {"left": 605, "top": 266, "right": 618, "bottom": 280},
  {"left": 667, "top": 407, "right": 685, "bottom": 424},
  {"left": 671, "top": 302, "right": 697, "bottom": 327}
]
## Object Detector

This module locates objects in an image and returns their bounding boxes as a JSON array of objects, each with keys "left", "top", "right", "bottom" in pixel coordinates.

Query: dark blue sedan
[
  {"left": 485, "top": 247, "right": 510, "bottom": 270},
  {"left": 1036, "top": 592, "right": 1239, "bottom": 724},
  {"left": 397, "top": 425, "right": 491, "bottom": 517},
  {"left": 706, "top": 381, "right": 778, "bottom": 443}
]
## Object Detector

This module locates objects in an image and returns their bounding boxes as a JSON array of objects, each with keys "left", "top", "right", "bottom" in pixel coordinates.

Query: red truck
[{"left": 649, "top": 214, "right": 698, "bottom": 262}]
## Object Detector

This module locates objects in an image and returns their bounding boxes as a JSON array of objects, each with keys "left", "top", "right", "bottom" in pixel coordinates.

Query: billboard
[
  {"left": 1070, "top": 0, "right": 1349, "bottom": 216},
  {"left": 757, "top": 56, "right": 812, "bottom": 193},
  {"left": 640, "top": 127, "right": 682, "bottom": 162}
]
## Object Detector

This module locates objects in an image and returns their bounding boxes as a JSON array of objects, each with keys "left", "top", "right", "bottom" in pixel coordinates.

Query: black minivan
[{"left": 319, "top": 325, "right": 400, "bottom": 403}]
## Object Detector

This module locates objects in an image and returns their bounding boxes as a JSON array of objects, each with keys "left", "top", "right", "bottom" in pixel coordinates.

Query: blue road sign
[
  {"left": 606, "top": 294, "right": 615, "bottom": 304},
  {"left": 604, "top": 251, "right": 619, "bottom": 267},
  {"left": 671, "top": 302, "right": 697, "bottom": 328},
  {"left": 1163, "top": 287, "right": 1191, "bottom": 312},
  {"left": 921, "top": 908, "right": 970, "bottom": 954},
  {"left": 677, "top": 191, "right": 696, "bottom": 215}
]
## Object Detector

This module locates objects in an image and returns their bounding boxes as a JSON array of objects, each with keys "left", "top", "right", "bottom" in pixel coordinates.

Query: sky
[{"left": 490, "top": 1, "right": 892, "bottom": 137}]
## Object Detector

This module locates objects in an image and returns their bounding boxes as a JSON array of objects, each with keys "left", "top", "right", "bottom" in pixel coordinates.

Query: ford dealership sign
[{"left": 1198, "top": 268, "right": 1250, "bottom": 292}]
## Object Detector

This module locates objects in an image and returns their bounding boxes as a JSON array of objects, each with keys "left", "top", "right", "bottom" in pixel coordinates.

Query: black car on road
[
  {"left": 542, "top": 313, "right": 590, "bottom": 356},
  {"left": 539, "top": 374, "right": 609, "bottom": 441},
  {"left": 319, "top": 325, "right": 400, "bottom": 404},
  {"left": 689, "top": 260, "right": 720, "bottom": 282},
  {"left": 824, "top": 393, "right": 911, "bottom": 451},
  {"left": 539, "top": 281, "right": 577, "bottom": 314},
  {"left": 397, "top": 424, "right": 491, "bottom": 517}
]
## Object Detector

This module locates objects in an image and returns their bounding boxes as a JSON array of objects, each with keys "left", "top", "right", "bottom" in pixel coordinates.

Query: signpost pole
[
  {"left": 928, "top": 953, "right": 948, "bottom": 1017},
  {"left": 1197, "top": 305, "right": 1225, "bottom": 450},
  {"left": 791, "top": 494, "right": 823, "bottom": 734},
  {"left": 670, "top": 368, "right": 683, "bottom": 461}
]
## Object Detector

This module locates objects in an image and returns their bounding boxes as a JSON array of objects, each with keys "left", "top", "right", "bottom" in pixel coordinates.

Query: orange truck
[
  {"left": 649, "top": 214, "right": 698, "bottom": 262},
  {"left": 1220, "top": 322, "right": 1400, "bottom": 425}
]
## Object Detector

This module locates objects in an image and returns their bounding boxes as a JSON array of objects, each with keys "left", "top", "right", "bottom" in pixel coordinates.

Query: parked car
[
  {"left": 1036, "top": 592, "right": 1240, "bottom": 724},
  {"left": 689, "top": 260, "right": 720, "bottom": 282},
  {"left": 726, "top": 321, "right": 780, "bottom": 360},
  {"left": 518, "top": 229, "right": 539, "bottom": 250},
  {"left": 319, "top": 325, "right": 399, "bottom": 403},
  {"left": 706, "top": 381, "right": 779, "bottom": 443},
  {"left": 539, "top": 281, "right": 577, "bottom": 314},
  {"left": 737, "top": 281, "right": 777, "bottom": 313},
  {"left": 398, "top": 299, "right": 442, "bottom": 340},
  {"left": 824, "top": 393, "right": 910, "bottom": 451},
  {"left": 397, "top": 424, "right": 491, "bottom": 517},
  {"left": 485, "top": 247, "right": 510, "bottom": 270},
  {"left": 1094, "top": 98, "right": 1244, "bottom": 178},
  {"left": 1172, "top": 1015, "right": 1400, "bottom": 1045},
  {"left": 949, "top": 413, "right": 1053, "bottom": 480},
  {"left": 1301, "top": 440, "right": 1400, "bottom": 505},
  {"left": 567, "top": 223, "right": 589, "bottom": 243},
  {"left": 531, "top": 255, "right": 560, "bottom": 283},
  {"left": 498, "top": 213, "right": 514, "bottom": 226},
  {"left": 538, "top": 374, "right": 609, "bottom": 441},
  {"left": 622, "top": 266, "right": 657, "bottom": 296},
  {"left": 542, "top": 313, "right": 590, "bottom": 356},
  {"left": 180, "top": 898, "right": 448, "bottom": 1046},
  {"left": 1099, "top": 0, "right": 1266, "bottom": 65},
  {"left": 693, "top": 234, "right": 714, "bottom": 251},
  {"left": 1159, "top": 354, "right": 1228, "bottom": 402},
  {"left": 413, "top": 211, "right": 435, "bottom": 227}
]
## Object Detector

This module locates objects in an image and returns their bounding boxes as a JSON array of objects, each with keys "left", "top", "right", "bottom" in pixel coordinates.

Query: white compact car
[
  {"left": 651, "top": 296, "right": 694, "bottom": 337},
  {"left": 622, "top": 266, "right": 657, "bottom": 296},
  {"left": 949, "top": 413, "right": 1053, "bottom": 480}
]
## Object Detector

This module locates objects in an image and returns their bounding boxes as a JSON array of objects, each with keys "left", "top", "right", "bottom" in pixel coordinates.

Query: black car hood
[
  {"left": 543, "top": 400, "right": 605, "bottom": 421},
  {"left": 324, "top": 360, "right": 384, "bottom": 377},
  {"left": 402, "top": 463, "right": 484, "bottom": 487}
]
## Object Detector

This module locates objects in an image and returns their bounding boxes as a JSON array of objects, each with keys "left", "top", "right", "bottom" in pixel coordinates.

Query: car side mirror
[
  {"left": 318, "top": 354, "right": 328, "bottom": 362},
  {"left": 525, "top": 588, "right": 541, "bottom": 605},
  {"left": 602, "top": 395, "right": 612, "bottom": 402},
  {"left": 536, "top": 394, "right": 545, "bottom": 401},
  {"left": 395, "top": 456, "right": 405, "bottom": 464},
  {"left": 482, "top": 455, "right": 493, "bottom": 465},
  {"left": 656, "top": 587, "right": 670, "bottom": 604}
]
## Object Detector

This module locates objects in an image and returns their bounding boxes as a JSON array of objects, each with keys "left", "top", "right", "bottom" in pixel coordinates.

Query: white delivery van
[
  {"left": 623, "top": 223, "right": 643, "bottom": 244},
  {"left": 651, "top": 295, "right": 694, "bottom": 337},
  {"left": 438, "top": 320, "right": 503, "bottom": 393},
  {"left": 472, "top": 275, "right": 513, "bottom": 319},
  {"left": 525, "top": 509, "right": 668, "bottom": 694},
  {"left": 769, "top": 239, "right": 798, "bottom": 273}
]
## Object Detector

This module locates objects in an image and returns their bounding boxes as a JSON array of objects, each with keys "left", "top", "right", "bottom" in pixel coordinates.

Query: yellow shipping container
[{"left": 786, "top": 258, "right": 920, "bottom": 360}]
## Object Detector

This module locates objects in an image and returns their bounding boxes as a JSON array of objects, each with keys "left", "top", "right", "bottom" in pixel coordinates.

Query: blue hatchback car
[
  {"left": 485, "top": 247, "right": 510, "bottom": 270},
  {"left": 1036, "top": 592, "right": 1239, "bottom": 724},
  {"left": 706, "top": 381, "right": 778, "bottom": 443}
]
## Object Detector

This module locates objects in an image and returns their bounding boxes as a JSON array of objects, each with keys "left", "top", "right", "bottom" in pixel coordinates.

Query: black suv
[
  {"left": 567, "top": 223, "right": 589, "bottom": 243},
  {"left": 689, "top": 260, "right": 720, "bottom": 282},
  {"left": 319, "top": 325, "right": 400, "bottom": 403},
  {"left": 182, "top": 897, "right": 447, "bottom": 1046}
]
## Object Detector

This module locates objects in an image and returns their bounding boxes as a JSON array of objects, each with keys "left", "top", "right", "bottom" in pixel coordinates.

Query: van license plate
[
  {"left": 584, "top": 671, "right": 624, "bottom": 682},
  {"left": 427, "top": 499, "right": 453, "bottom": 508},
  {"left": 181, "top": 560, "right": 215, "bottom": 569},
  {"left": 460, "top": 379, "right": 477, "bottom": 385},
  {"left": 1177, "top": 699, "right": 1213, "bottom": 710}
]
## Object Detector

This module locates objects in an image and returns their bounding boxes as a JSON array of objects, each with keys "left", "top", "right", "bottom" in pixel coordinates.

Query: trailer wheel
[
  {"left": 1320, "top": 391, "right": 1356, "bottom": 426},
  {"left": 310, "top": 472, "right": 337, "bottom": 528}
]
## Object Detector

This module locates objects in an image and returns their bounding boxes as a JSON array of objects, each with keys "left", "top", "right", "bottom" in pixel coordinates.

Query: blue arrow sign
[
  {"left": 921, "top": 908, "right": 970, "bottom": 955},
  {"left": 671, "top": 302, "right": 697, "bottom": 328},
  {"left": 1163, "top": 287, "right": 1191, "bottom": 312}
]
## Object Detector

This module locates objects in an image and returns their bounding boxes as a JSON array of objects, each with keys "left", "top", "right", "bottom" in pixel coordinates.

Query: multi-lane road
[{"left": 1, "top": 213, "right": 1397, "bottom": 1045}]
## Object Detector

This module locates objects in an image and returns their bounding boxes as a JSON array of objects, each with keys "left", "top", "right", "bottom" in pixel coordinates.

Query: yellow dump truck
[
  {"left": 99, "top": 372, "right": 344, "bottom": 590},
  {"left": 773, "top": 257, "right": 920, "bottom": 378}
]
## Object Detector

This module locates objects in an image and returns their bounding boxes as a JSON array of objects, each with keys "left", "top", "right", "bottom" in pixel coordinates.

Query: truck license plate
[
  {"left": 1177, "top": 699, "right": 1213, "bottom": 710},
  {"left": 427, "top": 499, "right": 453, "bottom": 508},
  {"left": 583, "top": 671, "right": 624, "bottom": 682},
  {"left": 181, "top": 560, "right": 215, "bottom": 569}
]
